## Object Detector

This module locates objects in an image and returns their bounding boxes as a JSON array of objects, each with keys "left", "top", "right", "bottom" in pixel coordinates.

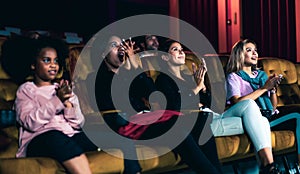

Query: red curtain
[
  {"left": 179, "top": 0, "right": 219, "bottom": 51},
  {"left": 242, "top": 0, "right": 296, "bottom": 62}
]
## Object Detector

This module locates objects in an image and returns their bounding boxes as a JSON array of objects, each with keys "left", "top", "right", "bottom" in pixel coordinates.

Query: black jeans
[
  {"left": 103, "top": 113, "right": 142, "bottom": 174},
  {"left": 174, "top": 134, "right": 222, "bottom": 174},
  {"left": 139, "top": 112, "right": 222, "bottom": 174},
  {"left": 174, "top": 112, "right": 222, "bottom": 174}
]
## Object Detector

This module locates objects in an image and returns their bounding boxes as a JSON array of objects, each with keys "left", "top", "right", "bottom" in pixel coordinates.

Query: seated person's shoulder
[{"left": 18, "top": 81, "right": 35, "bottom": 92}]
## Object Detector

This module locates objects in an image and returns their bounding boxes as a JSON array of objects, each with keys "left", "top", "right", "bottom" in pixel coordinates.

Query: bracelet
[{"left": 270, "top": 89, "right": 276, "bottom": 94}]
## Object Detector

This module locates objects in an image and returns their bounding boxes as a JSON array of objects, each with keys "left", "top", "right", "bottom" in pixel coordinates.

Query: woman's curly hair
[{"left": 1, "top": 35, "right": 69, "bottom": 84}]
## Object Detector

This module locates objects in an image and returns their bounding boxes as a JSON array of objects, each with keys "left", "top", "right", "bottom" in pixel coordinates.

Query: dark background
[
  {"left": 0, "top": 0, "right": 169, "bottom": 42},
  {"left": 0, "top": 0, "right": 297, "bottom": 62}
]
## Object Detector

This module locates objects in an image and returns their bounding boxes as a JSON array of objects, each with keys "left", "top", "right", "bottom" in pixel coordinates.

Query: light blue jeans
[{"left": 211, "top": 99, "right": 271, "bottom": 152}]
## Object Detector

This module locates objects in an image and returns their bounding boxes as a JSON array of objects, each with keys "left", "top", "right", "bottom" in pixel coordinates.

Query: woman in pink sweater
[{"left": 14, "top": 37, "right": 98, "bottom": 174}]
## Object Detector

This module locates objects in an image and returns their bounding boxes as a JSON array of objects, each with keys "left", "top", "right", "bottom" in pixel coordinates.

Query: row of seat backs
[{"left": 258, "top": 57, "right": 300, "bottom": 106}]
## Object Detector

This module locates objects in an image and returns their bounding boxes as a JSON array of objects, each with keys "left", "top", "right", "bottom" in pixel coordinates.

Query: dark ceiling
[{"left": 0, "top": 0, "right": 169, "bottom": 41}]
